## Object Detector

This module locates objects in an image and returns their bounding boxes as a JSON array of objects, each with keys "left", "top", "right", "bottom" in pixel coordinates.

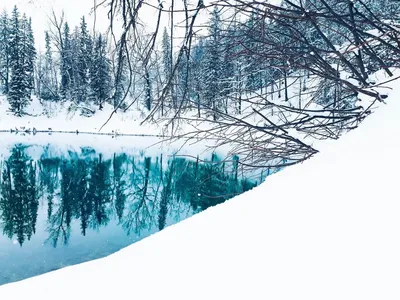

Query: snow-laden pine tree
[
  {"left": 70, "top": 26, "right": 81, "bottom": 101},
  {"left": 162, "top": 27, "right": 172, "bottom": 83},
  {"left": 190, "top": 37, "right": 206, "bottom": 117},
  {"left": 243, "top": 11, "right": 263, "bottom": 93},
  {"left": 176, "top": 48, "right": 189, "bottom": 106},
  {"left": 161, "top": 27, "right": 177, "bottom": 109},
  {"left": 8, "top": 6, "right": 30, "bottom": 116},
  {"left": 220, "top": 24, "right": 236, "bottom": 113},
  {"left": 60, "top": 22, "right": 73, "bottom": 100},
  {"left": 20, "top": 14, "right": 36, "bottom": 100},
  {"left": 75, "top": 16, "right": 92, "bottom": 103},
  {"left": 0, "top": 10, "right": 10, "bottom": 94},
  {"left": 230, "top": 21, "right": 245, "bottom": 114},
  {"left": 203, "top": 7, "right": 223, "bottom": 120},
  {"left": 90, "top": 34, "right": 112, "bottom": 109},
  {"left": 39, "top": 31, "right": 58, "bottom": 101},
  {"left": 26, "top": 18, "right": 36, "bottom": 93}
]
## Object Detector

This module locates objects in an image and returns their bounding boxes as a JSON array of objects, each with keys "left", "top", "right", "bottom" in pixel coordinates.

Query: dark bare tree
[{"left": 97, "top": 0, "right": 400, "bottom": 168}]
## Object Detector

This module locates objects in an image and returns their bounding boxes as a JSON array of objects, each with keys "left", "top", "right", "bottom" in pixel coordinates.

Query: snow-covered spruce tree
[
  {"left": 8, "top": 6, "right": 32, "bottom": 116},
  {"left": 25, "top": 17, "right": 36, "bottom": 95},
  {"left": 60, "top": 22, "right": 74, "bottom": 100},
  {"left": 90, "top": 34, "right": 112, "bottom": 110},
  {"left": 161, "top": 26, "right": 180, "bottom": 111},
  {"left": 203, "top": 6, "right": 223, "bottom": 120},
  {"left": 0, "top": 10, "right": 11, "bottom": 94},
  {"left": 19, "top": 14, "right": 36, "bottom": 101},
  {"left": 219, "top": 22, "right": 237, "bottom": 114},
  {"left": 176, "top": 47, "right": 189, "bottom": 107},
  {"left": 161, "top": 27, "right": 172, "bottom": 112},
  {"left": 189, "top": 37, "right": 206, "bottom": 117},
  {"left": 74, "top": 16, "right": 92, "bottom": 103},
  {"left": 162, "top": 27, "right": 172, "bottom": 84},
  {"left": 39, "top": 31, "right": 58, "bottom": 101},
  {"left": 70, "top": 26, "right": 81, "bottom": 102},
  {"left": 243, "top": 11, "right": 263, "bottom": 93},
  {"left": 231, "top": 21, "right": 246, "bottom": 114}
]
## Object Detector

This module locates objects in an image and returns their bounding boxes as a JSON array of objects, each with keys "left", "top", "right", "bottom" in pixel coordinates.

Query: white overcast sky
[
  {"left": 2, "top": 0, "right": 103, "bottom": 50},
  {"left": 2, "top": 0, "right": 280, "bottom": 52},
  {"left": 2, "top": 0, "right": 210, "bottom": 51}
]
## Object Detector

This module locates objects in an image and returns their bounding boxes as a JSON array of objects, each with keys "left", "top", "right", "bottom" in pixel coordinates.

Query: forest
[{"left": 1, "top": 0, "right": 400, "bottom": 168}]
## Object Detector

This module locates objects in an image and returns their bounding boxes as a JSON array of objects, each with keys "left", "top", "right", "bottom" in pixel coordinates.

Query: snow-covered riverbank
[{"left": 0, "top": 96, "right": 164, "bottom": 136}]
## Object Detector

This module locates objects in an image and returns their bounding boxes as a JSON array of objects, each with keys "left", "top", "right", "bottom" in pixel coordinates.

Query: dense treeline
[
  {"left": 39, "top": 12, "right": 113, "bottom": 112},
  {"left": 0, "top": 6, "right": 113, "bottom": 116},
  {"left": 2, "top": 1, "right": 399, "bottom": 120}
]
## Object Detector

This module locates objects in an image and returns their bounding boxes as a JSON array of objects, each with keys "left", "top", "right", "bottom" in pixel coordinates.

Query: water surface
[{"left": 0, "top": 142, "right": 264, "bottom": 285}]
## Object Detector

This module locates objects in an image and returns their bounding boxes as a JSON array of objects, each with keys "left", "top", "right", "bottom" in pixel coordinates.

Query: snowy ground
[
  {"left": 0, "top": 97, "right": 233, "bottom": 164},
  {"left": 0, "top": 79, "right": 399, "bottom": 299},
  {"left": 0, "top": 96, "right": 166, "bottom": 136}
]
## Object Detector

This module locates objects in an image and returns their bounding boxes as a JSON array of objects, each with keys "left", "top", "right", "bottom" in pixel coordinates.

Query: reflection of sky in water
[{"left": 0, "top": 144, "right": 262, "bottom": 286}]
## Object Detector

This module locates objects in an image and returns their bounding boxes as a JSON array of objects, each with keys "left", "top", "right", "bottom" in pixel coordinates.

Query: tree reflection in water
[
  {"left": 0, "top": 144, "right": 260, "bottom": 248},
  {"left": 0, "top": 145, "right": 38, "bottom": 246}
]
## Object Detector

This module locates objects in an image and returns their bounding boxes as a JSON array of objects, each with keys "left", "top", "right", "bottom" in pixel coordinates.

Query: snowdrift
[{"left": 1, "top": 88, "right": 400, "bottom": 299}]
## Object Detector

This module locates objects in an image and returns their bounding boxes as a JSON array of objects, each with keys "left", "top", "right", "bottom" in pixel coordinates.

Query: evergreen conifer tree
[
  {"left": 162, "top": 27, "right": 172, "bottom": 81},
  {"left": 190, "top": 38, "right": 206, "bottom": 117},
  {"left": 244, "top": 12, "right": 263, "bottom": 92},
  {"left": 8, "top": 6, "right": 30, "bottom": 116},
  {"left": 75, "top": 16, "right": 92, "bottom": 103},
  {"left": 25, "top": 17, "right": 36, "bottom": 94},
  {"left": 60, "top": 22, "right": 73, "bottom": 100},
  {"left": 204, "top": 7, "right": 223, "bottom": 120},
  {"left": 0, "top": 10, "right": 10, "bottom": 94},
  {"left": 40, "top": 31, "right": 58, "bottom": 101},
  {"left": 90, "top": 34, "right": 111, "bottom": 109}
]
